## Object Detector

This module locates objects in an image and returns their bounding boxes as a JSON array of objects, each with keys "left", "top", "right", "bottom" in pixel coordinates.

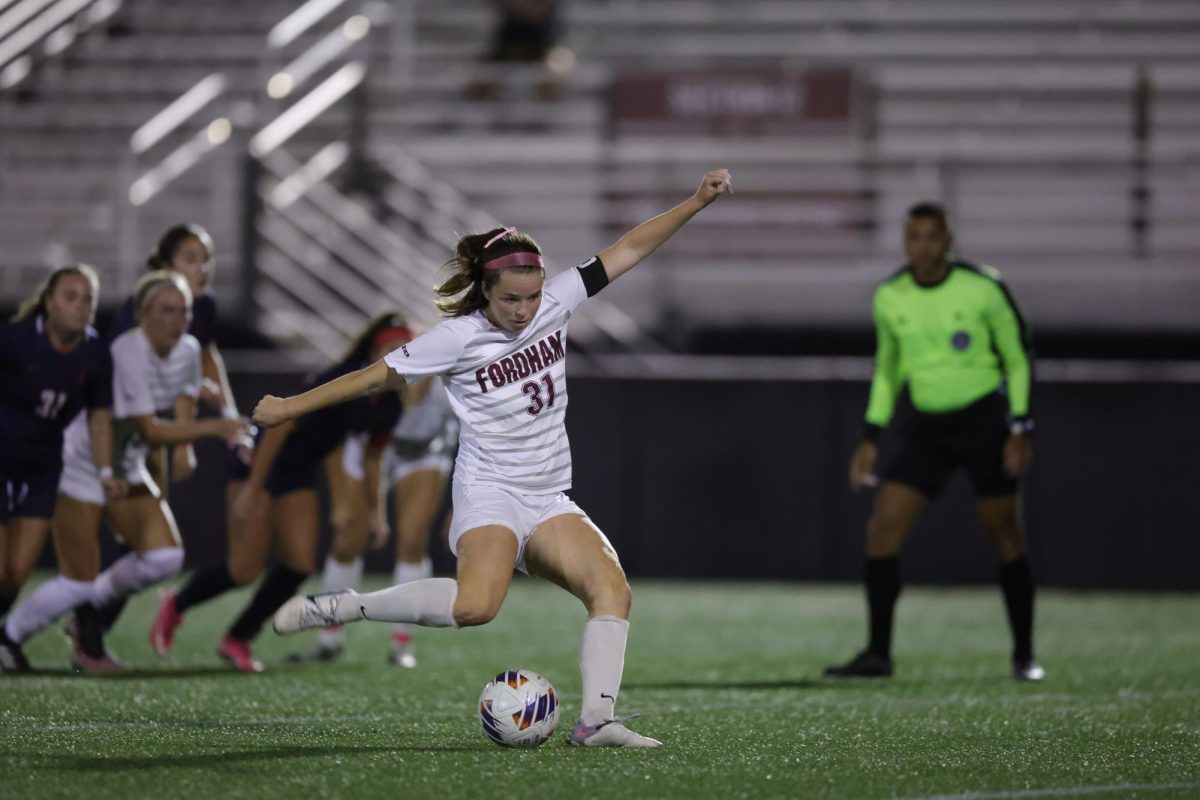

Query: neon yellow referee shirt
[{"left": 865, "top": 260, "right": 1032, "bottom": 432}]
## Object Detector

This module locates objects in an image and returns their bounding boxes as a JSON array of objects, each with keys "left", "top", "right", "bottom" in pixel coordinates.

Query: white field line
[{"left": 901, "top": 782, "right": 1200, "bottom": 800}]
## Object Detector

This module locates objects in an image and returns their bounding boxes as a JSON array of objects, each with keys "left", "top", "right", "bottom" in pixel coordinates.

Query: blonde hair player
[{"left": 265, "top": 168, "right": 732, "bottom": 747}]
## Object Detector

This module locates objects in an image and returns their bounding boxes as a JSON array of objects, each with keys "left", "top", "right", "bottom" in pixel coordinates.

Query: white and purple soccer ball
[{"left": 478, "top": 669, "right": 560, "bottom": 748}]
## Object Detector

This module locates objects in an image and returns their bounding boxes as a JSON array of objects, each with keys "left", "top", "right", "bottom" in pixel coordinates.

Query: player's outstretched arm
[
  {"left": 598, "top": 168, "right": 731, "bottom": 283},
  {"left": 253, "top": 359, "right": 403, "bottom": 427}
]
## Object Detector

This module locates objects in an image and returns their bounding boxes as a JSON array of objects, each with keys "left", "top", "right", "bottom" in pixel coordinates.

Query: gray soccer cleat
[
  {"left": 273, "top": 590, "right": 356, "bottom": 635},
  {"left": 568, "top": 715, "right": 662, "bottom": 748}
]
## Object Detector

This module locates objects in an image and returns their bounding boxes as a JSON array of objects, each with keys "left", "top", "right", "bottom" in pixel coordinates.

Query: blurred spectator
[{"left": 468, "top": 0, "right": 575, "bottom": 103}]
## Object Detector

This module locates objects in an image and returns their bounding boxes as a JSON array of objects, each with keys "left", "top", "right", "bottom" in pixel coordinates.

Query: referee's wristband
[
  {"left": 862, "top": 423, "right": 884, "bottom": 444},
  {"left": 98, "top": 466, "right": 114, "bottom": 480},
  {"left": 1008, "top": 417, "right": 1035, "bottom": 436}
]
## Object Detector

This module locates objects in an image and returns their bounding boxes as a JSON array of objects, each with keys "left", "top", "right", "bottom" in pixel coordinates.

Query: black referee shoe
[
  {"left": 0, "top": 626, "right": 32, "bottom": 673},
  {"left": 1012, "top": 659, "right": 1046, "bottom": 682},
  {"left": 824, "top": 649, "right": 893, "bottom": 678}
]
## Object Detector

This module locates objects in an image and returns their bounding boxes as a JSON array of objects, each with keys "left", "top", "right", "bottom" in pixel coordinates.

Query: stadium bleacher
[{"left": 1, "top": 0, "right": 1198, "bottom": 337}]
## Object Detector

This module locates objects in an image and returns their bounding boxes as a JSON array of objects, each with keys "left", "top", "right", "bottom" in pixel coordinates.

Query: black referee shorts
[{"left": 883, "top": 392, "right": 1018, "bottom": 499}]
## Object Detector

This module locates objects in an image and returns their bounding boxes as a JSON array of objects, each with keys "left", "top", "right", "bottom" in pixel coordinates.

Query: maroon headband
[{"left": 483, "top": 252, "right": 544, "bottom": 270}]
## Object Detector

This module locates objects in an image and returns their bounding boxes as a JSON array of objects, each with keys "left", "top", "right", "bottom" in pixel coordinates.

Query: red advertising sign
[{"left": 611, "top": 68, "right": 855, "bottom": 137}]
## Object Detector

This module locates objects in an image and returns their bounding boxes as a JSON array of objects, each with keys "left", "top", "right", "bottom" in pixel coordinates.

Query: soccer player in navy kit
[{"left": 0, "top": 265, "right": 120, "bottom": 672}]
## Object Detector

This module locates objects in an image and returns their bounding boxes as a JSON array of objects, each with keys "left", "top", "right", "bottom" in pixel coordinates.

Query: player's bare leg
[
  {"left": 526, "top": 514, "right": 659, "bottom": 748},
  {"left": 271, "top": 525, "right": 517, "bottom": 634},
  {"left": 0, "top": 518, "right": 52, "bottom": 672}
]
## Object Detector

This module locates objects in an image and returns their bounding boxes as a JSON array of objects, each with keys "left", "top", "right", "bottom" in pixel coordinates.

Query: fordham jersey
[
  {"left": 383, "top": 257, "right": 606, "bottom": 494},
  {"left": 61, "top": 328, "right": 202, "bottom": 492},
  {"left": 0, "top": 315, "right": 113, "bottom": 473}
]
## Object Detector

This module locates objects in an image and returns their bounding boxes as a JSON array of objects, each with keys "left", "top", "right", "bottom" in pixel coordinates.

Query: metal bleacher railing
[
  {"left": 123, "top": 0, "right": 439, "bottom": 361},
  {"left": 0, "top": 0, "right": 122, "bottom": 90}
]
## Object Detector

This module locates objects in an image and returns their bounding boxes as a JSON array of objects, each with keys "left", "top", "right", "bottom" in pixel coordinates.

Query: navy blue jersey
[
  {"left": 271, "top": 361, "right": 402, "bottom": 471},
  {"left": 109, "top": 291, "right": 217, "bottom": 348},
  {"left": 0, "top": 315, "right": 113, "bottom": 472}
]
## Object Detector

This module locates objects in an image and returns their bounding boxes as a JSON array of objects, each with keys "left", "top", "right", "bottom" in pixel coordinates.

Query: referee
[{"left": 826, "top": 202, "right": 1043, "bottom": 682}]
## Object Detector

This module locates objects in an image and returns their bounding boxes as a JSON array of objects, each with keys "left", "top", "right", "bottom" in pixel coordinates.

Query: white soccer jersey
[
  {"left": 61, "top": 329, "right": 202, "bottom": 494},
  {"left": 383, "top": 262, "right": 593, "bottom": 493},
  {"left": 394, "top": 377, "right": 455, "bottom": 443}
]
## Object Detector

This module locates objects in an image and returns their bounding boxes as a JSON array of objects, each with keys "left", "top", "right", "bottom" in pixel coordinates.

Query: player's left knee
[{"left": 590, "top": 573, "right": 631, "bottom": 617}]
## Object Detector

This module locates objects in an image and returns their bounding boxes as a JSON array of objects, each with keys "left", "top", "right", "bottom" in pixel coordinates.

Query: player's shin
[{"left": 578, "top": 615, "right": 629, "bottom": 725}]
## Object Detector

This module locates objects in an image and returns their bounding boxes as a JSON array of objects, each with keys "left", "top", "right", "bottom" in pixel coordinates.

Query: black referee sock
[
  {"left": 228, "top": 565, "right": 308, "bottom": 642},
  {"left": 998, "top": 555, "right": 1035, "bottom": 663},
  {"left": 73, "top": 604, "right": 106, "bottom": 659},
  {"left": 866, "top": 556, "right": 901, "bottom": 660},
  {"left": 176, "top": 564, "right": 237, "bottom": 615},
  {"left": 96, "top": 597, "right": 129, "bottom": 633}
]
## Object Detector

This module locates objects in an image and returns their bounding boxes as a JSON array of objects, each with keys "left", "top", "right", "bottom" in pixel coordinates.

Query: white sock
[
  {"left": 5, "top": 576, "right": 95, "bottom": 643},
  {"left": 348, "top": 578, "right": 458, "bottom": 627},
  {"left": 322, "top": 555, "right": 363, "bottom": 594},
  {"left": 317, "top": 556, "right": 362, "bottom": 645},
  {"left": 578, "top": 615, "right": 630, "bottom": 725},
  {"left": 92, "top": 547, "right": 185, "bottom": 609},
  {"left": 391, "top": 559, "right": 432, "bottom": 640},
  {"left": 393, "top": 558, "right": 432, "bottom": 585}
]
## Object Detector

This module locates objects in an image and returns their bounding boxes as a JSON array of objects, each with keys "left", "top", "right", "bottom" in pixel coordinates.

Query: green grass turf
[{"left": 2, "top": 576, "right": 1198, "bottom": 800}]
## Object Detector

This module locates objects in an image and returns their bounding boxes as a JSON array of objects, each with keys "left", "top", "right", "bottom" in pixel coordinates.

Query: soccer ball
[{"left": 478, "top": 669, "right": 560, "bottom": 747}]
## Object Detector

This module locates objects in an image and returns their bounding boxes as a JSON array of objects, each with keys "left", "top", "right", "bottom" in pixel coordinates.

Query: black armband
[
  {"left": 862, "top": 423, "right": 884, "bottom": 444},
  {"left": 577, "top": 256, "right": 609, "bottom": 297}
]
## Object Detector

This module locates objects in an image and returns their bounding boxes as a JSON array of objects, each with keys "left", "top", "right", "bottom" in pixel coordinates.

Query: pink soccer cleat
[
  {"left": 217, "top": 634, "right": 264, "bottom": 673},
  {"left": 149, "top": 590, "right": 183, "bottom": 658}
]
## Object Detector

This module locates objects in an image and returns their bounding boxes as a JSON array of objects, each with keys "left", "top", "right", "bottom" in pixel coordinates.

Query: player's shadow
[
  {"left": 622, "top": 678, "right": 825, "bottom": 691},
  {"left": 31, "top": 745, "right": 481, "bottom": 771}
]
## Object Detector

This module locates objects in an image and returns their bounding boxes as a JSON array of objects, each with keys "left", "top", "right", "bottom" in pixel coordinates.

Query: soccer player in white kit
[{"left": 264, "top": 169, "right": 732, "bottom": 748}]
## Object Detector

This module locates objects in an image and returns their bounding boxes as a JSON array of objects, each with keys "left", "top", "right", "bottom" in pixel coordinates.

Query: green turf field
[{"left": 2, "top": 576, "right": 1198, "bottom": 799}]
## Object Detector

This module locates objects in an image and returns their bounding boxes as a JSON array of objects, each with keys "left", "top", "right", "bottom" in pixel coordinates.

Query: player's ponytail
[
  {"left": 434, "top": 227, "right": 543, "bottom": 317},
  {"left": 11, "top": 263, "right": 100, "bottom": 323}
]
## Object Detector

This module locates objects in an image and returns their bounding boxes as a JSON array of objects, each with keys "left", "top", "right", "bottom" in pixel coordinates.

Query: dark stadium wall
[{"left": 155, "top": 373, "right": 1200, "bottom": 591}]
